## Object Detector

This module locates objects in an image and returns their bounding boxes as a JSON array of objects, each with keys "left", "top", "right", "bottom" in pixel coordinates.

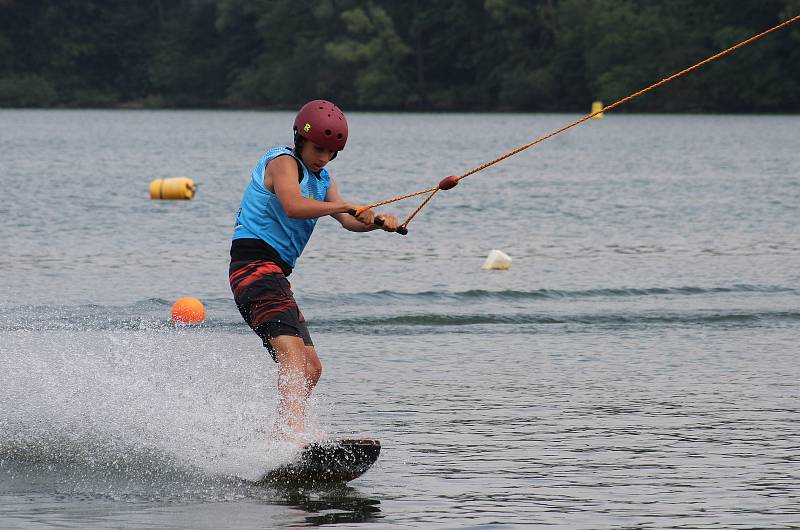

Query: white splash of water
[{"left": 0, "top": 326, "right": 325, "bottom": 482}]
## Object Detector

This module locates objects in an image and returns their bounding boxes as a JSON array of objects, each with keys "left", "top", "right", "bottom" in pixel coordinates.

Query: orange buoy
[{"left": 171, "top": 297, "right": 205, "bottom": 324}]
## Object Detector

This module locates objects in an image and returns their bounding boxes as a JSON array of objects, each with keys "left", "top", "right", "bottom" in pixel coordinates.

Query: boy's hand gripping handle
[{"left": 348, "top": 209, "right": 408, "bottom": 235}]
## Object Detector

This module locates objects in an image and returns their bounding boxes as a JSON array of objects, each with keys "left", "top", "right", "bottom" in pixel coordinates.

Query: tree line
[{"left": 1, "top": 0, "right": 798, "bottom": 111}]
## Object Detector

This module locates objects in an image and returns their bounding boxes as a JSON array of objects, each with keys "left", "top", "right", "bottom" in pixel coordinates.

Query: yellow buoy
[
  {"left": 591, "top": 101, "right": 604, "bottom": 120},
  {"left": 171, "top": 297, "right": 205, "bottom": 324},
  {"left": 149, "top": 177, "right": 196, "bottom": 200}
]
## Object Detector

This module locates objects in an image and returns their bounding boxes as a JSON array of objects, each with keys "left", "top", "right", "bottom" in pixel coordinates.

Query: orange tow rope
[{"left": 360, "top": 14, "right": 800, "bottom": 235}]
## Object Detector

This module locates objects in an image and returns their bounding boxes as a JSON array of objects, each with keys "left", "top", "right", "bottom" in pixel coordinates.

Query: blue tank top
[{"left": 232, "top": 146, "right": 331, "bottom": 268}]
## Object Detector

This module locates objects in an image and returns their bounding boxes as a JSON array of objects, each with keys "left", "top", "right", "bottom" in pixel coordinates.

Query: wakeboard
[{"left": 256, "top": 438, "right": 381, "bottom": 486}]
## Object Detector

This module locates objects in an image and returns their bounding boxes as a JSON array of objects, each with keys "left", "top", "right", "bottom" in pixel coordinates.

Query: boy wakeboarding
[{"left": 229, "top": 100, "right": 398, "bottom": 446}]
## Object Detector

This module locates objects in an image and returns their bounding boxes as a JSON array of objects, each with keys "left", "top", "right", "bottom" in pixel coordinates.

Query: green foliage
[
  {"left": 326, "top": 3, "right": 411, "bottom": 107},
  {"left": 485, "top": 0, "right": 560, "bottom": 108},
  {"left": 0, "top": 0, "right": 797, "bottom": 111},
  {"left": 0, "top": 74, "right": 56, "bottom": 106}
]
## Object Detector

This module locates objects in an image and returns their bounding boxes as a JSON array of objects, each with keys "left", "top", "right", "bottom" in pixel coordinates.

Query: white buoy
[{"left": 481, "top": 250, "right": 512, "bottom": 270}]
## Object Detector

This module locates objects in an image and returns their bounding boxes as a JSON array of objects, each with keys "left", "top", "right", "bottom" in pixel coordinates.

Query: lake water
[{"left": 0, "top": 109, "right": 798, "bottom": 528}]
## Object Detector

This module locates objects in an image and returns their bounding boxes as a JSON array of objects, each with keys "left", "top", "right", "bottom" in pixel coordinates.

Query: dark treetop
[{"left": 1, "top": 0, "right": 798, "bottom": 111}]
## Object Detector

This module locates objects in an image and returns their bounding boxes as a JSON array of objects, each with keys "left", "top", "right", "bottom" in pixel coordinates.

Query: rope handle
[{"left": 348, "top": 208, "right": 409, "bottom": 235}]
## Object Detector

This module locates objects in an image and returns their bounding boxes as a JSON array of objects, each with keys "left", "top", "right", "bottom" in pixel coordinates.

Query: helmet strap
[{"left": 293, "top": 131, "right": 306, "bottom": 154}]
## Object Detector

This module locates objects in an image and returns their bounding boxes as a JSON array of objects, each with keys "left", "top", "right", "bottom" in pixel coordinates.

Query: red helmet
[{"left": 293, "top": 99, "right": 348, "bottom": 151}]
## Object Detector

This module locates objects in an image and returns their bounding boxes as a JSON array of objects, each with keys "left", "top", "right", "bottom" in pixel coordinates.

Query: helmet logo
[{"left": 303, "top": 123, "right": 312, "bottom": 133}]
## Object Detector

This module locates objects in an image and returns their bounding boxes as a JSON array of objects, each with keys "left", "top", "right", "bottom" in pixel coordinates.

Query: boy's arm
[
  {"left": 328, "top": 179, "right": 399, "bottom": 232},
  {"left": 269, "top": 155, "right": 359, "bottom": 219}
]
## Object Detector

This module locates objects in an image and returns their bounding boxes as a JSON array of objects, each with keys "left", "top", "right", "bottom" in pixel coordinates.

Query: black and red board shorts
[{"left": 229, "top": 259, "right": 313, "bottom": 361}]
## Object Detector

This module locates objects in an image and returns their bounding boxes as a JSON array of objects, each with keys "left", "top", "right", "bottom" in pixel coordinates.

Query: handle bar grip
[{"left": 348, "top": 209, "right": 408, "bottom": 235}]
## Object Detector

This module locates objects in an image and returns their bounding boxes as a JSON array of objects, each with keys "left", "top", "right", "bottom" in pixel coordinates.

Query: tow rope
[{"left": 357, "top": 14, "right": 800, "bottom": 236}]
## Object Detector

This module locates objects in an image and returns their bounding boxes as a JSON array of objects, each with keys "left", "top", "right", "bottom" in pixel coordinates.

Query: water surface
[{"left": 1, "top": 109, "right": 799, "bottom": 528}]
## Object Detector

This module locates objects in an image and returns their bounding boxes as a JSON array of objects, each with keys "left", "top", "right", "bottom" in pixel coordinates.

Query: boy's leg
[
  {"left": 230, "top": 260, "right": 321, "bottom": 440},
  {"left": 271, "top": 335, "right": 322, "bottom": 436}
]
